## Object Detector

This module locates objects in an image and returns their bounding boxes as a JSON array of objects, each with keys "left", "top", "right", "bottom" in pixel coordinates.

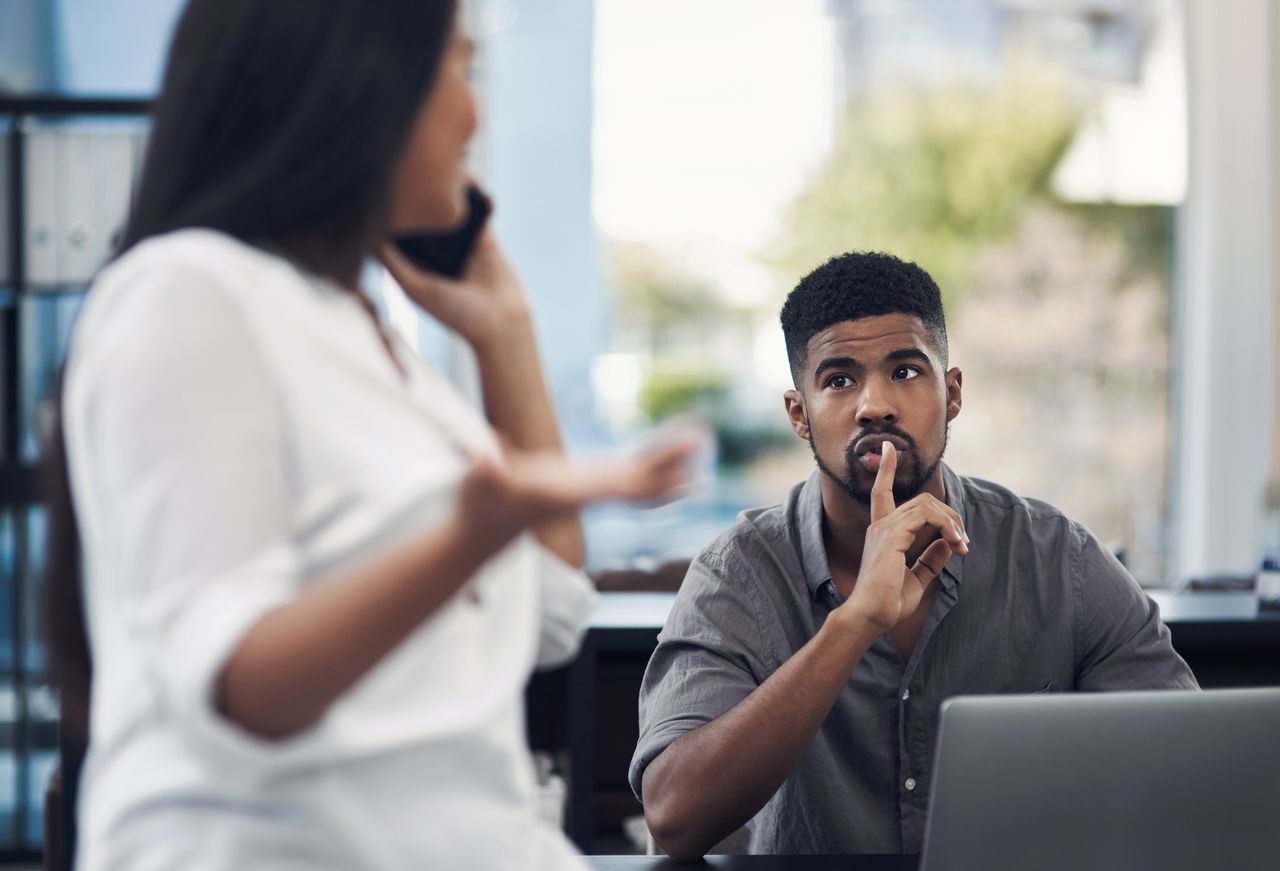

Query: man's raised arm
[{"left": 638, "top": 443, "right": 969, "bottom": 860}]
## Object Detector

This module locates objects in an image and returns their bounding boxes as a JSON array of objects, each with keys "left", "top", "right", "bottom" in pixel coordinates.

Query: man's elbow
[
  {"left": 645, "top": 802, "right": 709, "bottom": 863},
  {"left": 643, "top": 770, "right": 724, "bottom": 863}
]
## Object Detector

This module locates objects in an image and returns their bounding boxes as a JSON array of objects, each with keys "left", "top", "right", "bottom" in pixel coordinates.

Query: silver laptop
[{"left": 919, "top": 687, "right": 1280, "bottom": 871}]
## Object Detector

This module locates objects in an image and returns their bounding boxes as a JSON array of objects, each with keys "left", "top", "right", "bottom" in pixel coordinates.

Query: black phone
[{"left": 394, "top": 184, "right": 492, "bottom": 278}]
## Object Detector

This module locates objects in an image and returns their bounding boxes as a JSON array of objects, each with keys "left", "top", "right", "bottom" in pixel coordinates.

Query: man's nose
[{"left": 856, "top": 379, "right": 898, "bottom": 427}]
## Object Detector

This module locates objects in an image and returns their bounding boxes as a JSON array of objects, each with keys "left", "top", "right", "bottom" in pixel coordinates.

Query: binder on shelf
[
  {"left": 23, "top": 123, "right": 145, "bottom": 289},
  {"left": 96, "top": 131, "right": 139, "bottom": 262},
  {"left": 23, "top": 126, "right": 58, "bottom": 287},
  {"left": 59, "top": 129, "right": 97, "bottom": 284}
]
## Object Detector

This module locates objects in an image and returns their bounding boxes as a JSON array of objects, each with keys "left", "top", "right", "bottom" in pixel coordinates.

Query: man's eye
[
  {"left": 828, "top": 375, "right": 854, "bottom": 389},
  {"left": 893, "top": 366, "right": 922, "bottom": 380}
]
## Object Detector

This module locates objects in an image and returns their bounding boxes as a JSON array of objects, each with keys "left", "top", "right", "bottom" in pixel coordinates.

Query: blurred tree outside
[
  {"left": 610, "top": 242, "right": 736, "bottom": 356},
  {"left": 771, "top": 70, "right": 1078, "bottom": 298},
  {"left": 766, "top": 68, "right": 1175, "bottom": 583},
  {"left": 605, "top": 242, "right": 791, "bottom": 467}
]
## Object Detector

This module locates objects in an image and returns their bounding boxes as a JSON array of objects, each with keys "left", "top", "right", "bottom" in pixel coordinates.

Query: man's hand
[{"left": 842, "top": 441, "right": 969, "bottom": 633}]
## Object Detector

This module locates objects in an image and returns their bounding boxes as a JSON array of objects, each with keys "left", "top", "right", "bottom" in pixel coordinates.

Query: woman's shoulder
[
  {"left": 95, "top": 228, "right": 288, "bottom": 300},
  {"left": 70, "top": 230, "right": 300, "bottom": 376},
  {"left": 82, "top": 229, "right": 313, "bottom": 337}
]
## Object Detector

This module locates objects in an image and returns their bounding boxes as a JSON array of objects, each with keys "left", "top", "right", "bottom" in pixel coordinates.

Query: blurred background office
[{"left": 0, "top": 0, "right": 1277, "bottom": 861}]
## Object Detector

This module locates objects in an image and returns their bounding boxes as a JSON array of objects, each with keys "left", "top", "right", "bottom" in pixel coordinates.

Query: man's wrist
[{"left": 820, "top": 606, "right": 883, "bottom": 658}]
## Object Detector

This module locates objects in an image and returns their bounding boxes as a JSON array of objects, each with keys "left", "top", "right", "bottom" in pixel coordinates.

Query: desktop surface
[{"left": 586, "top": 856, "right": 919, "bottom": 870}]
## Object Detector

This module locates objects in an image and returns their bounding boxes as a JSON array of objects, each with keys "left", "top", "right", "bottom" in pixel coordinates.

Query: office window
[{"left": 576, "top": 0, "right": 1184, "bottom": 582}]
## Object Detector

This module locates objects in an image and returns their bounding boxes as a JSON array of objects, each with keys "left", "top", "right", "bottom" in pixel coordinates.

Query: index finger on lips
[{"left": 870, "top": 440, "right": 898, "bottom": 522}]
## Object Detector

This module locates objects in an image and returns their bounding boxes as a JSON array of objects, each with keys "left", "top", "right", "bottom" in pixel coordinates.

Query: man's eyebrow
[
  {"left": 884, "top": 347, "right": 934, "bottom": 367},
  {"left": 813, "top": 355, "right": 859, "bottom": 383}
]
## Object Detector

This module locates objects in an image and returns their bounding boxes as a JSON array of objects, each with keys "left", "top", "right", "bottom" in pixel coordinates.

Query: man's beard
[{"left": 809, "top": 421, "right": 947, "bottom": 508}]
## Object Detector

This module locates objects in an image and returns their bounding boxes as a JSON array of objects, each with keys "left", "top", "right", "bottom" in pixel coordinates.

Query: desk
[
  {"left": 542, "top": 590, "right": 1280, "bottom": 853},
  {"left": 585, "top": 856, "right": 919, "bottom": 871},
  {"left": 1148, "top": 591, "right": 1280, "bottom": 687}
]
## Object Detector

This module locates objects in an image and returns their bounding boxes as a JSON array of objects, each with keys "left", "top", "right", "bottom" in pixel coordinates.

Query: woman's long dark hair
[{"left": 44, "top": 0, "right": 457, "bottom": 740}]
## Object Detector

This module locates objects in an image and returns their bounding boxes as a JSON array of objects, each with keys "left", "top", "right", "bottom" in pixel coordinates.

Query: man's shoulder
[
  {"left": 666, "top": 482, "right": 814, "bottom": 650},
  {"left": 673, "top": 481, "right": 815, "bottom": 610},
  {"left": 952, "top": 468, "right": 1082, "bottom": 535},
  {"left": 694, "top": 484, "right": 803, "bottom": 571}
]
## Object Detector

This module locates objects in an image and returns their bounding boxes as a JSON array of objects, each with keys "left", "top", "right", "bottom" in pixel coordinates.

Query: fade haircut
[{"left": 780, "top": 251, "right": 948, "bottom": 384}]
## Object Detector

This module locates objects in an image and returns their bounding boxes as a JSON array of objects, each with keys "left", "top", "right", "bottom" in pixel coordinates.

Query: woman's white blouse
[{"left": 62, "top": 229, "right": 596, "bottom": 871}]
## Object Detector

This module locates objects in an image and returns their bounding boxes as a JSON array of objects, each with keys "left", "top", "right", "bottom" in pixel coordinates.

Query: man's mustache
[{"left": 847, "top": 424, "right": 918, "bottom": 454}]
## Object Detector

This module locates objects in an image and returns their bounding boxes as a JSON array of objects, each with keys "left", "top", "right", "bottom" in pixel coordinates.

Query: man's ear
[
  {"left": 945, "top": 367, "right": 963, "bottom": 422},
  {"left": 784, "top": 389, "right": 810, "bottom": 439}
]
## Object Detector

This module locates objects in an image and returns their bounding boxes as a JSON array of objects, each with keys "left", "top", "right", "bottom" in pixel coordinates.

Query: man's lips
[
  {"left": 853, "top": 433, "right": 910, "bottom": 457},
  {"left": 853, "top": 433, "right": 910, "bottom": 474}
]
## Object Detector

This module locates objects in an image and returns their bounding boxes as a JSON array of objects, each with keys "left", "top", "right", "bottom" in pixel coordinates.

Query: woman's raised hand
[
  {"left": 457, "top": 438, "right": 697, "bottom": 553},
  {"left": 379, "top": 229, "right": 530, "bottom": 351}
]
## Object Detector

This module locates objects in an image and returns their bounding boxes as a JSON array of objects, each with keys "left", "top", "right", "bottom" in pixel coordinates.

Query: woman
[{"left": 44, "top": 1, "right": 689, "bottom": 868}]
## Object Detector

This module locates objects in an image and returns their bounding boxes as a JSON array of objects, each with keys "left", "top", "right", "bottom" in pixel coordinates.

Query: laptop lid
[{"left": 919, "top": 688, "right": 1280, "bottom": 871}]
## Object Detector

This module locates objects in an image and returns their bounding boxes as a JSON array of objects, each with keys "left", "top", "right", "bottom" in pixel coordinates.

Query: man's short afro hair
[{"left": 780, "top": 251, "right": 947, "bottom": 382}]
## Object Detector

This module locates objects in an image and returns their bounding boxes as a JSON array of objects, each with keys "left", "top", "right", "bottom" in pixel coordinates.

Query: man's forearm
[
  {"left": 642, "top": 607, "right": 879, "bottom": 860},
  {"left": 471, "top": 321, "right": 584, "bottom": 567}
]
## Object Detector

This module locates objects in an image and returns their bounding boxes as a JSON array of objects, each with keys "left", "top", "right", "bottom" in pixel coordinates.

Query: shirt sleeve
[
  {"left": 629, "top": 547, "right": 768, "bottom": 801},
  {"left": 1071, "top": 524, "right": 1200, "bottom": 691},
  {"left": 531, "top": 543, "right": 597, "bottom": 669},
  {"left": 67, "top": 258, "right": 312, "bottom": 767}
]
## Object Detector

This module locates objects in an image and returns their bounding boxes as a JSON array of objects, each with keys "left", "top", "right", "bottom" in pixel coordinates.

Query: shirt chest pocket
[{"left": 915, "top": 631, "right": 1072, "bottom": 703}]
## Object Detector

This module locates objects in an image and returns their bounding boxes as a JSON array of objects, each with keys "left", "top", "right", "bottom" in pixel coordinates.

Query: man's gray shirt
[{"left": 630, "top": 465, "right": 1198, "bottom": 855}]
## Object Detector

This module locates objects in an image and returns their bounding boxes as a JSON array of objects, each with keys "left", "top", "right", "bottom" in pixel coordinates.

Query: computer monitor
[{"left": 919, "top": 687, "right": 1280, "bottom": 871}]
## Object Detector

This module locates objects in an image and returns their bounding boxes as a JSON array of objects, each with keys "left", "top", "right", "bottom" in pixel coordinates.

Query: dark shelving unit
[{"left": 0, "top": 94, "right": 150, "bottom": 866}]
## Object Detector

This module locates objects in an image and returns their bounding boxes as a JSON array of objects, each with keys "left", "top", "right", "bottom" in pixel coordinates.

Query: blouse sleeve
[
  {"left": 65, "top": 258, "right": 313, "bottom": 766},
  {"left": 531, "top": 544, "right": 597, "bottom": 669}
]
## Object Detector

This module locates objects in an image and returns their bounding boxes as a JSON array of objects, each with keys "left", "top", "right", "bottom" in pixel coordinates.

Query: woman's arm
[
  {"left": 73, "top": 251, "right": 691, "bottom": 745},
  {"left": 220, "top": 445, "right": 692, "bottom": 739},
  {"left": 472, "top": 320, "right": 584, "bottom": 566},
  {"left": 218, "top": 511, "right": 490, "bottom": 738},
  {"left": 380, "top": 235, "right": 585, "bottom": 567}
]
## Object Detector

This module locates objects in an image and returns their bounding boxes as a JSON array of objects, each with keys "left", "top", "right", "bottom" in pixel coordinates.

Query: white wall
[
  {"left": 50, "top": 0, "right": 185, "bottom": 94},
  {"left": 0, "top": 0, "right": 56, "bottom": 91},
  {"left": 1271, "top": 0, "right": 1280, "bottom": 519},
  {"left": 478, "top": 0, "right": 607, "bottom": 446},
  {"left": 1170, "top": 0, "right": 1276, "bottom": 581}
]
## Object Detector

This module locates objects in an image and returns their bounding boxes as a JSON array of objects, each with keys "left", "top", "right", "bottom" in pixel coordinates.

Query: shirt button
[
  {"left": 902, "top": 689, "right": 910, "bottom": 701},
  {"left": 905, "top": 778, "right": 917, "bottom": 791}
]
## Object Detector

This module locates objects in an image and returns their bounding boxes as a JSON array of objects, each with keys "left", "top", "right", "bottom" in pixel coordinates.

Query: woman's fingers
[
  {"left": 619, "top": 438, "right": 699, "bottom": 501},
  {"left": 459, "top": 225, "right": 501, "bottom": 279},
  {"left": 378, "top": 242, "right": 465, "bottom": 308},
  {"left": 471, "top": 440, "right": 696, "bottom": 523}
]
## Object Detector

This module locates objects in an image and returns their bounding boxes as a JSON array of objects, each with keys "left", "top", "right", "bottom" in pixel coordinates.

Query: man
[{"left": 629, "top": 252, "right": 1197, "bottom": 860}]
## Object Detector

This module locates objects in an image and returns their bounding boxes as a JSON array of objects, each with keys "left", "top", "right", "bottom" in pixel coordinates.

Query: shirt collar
[
  {"left": 794, "top": 471, "right": 834, "bottom": 601},
  {"left": 793, "top": 462, "right": 969, "bottom": 603},
  {"left": 938, "top": 462, "right": 968, "bottom": 592}
]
